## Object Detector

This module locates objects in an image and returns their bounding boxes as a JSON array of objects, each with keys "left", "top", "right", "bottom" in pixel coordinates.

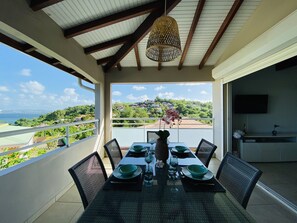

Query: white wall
[
  {"left": 113, "top": 128, "right": 213, "bottom": 148},
  {"left": 213, "top": 79, "right": 224, "bottom": 160},
  {"left": 232, "top": 65, "right": 297, "bottom": 135},
  {"left": 0, "top": 136, "right": 104, "bottom": 223}
]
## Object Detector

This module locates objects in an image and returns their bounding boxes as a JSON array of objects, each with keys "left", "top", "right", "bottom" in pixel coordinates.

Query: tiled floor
[
  {"left": 33, "top": 158, "right": 297, "bottom": 223},
  {"left": 251, "top": 162, "right": 297, "bottom": 206}
]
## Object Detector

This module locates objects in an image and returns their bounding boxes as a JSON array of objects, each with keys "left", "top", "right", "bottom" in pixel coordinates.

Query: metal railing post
[
  {"left": 177, "top": 122, "right": 180, "bottom": 142},
  {"left": 94, "top": 120, "right": 99, "bottom": 135},
  {"left": 66, "top": 126, "right": 70, "bottom": 147},
  {"left": 144, "top": 123, "right": 146, "bottom": 142}
]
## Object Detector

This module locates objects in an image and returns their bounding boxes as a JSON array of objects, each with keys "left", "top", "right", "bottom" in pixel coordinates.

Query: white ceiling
[{"left": 42, "top": 0, "right": 261, "bottom": 69}]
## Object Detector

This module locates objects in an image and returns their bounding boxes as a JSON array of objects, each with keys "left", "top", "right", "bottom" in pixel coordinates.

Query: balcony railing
[
  {"left": 111, "top": 117, "right": 214, "bottom": 148},
  {"left": 0, "top": 119, "right": 99, "bottom": 170}
]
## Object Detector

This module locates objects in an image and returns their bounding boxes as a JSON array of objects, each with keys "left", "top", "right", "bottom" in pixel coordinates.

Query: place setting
[
  {"left": 126, "top": 144, "right": 149, "bottom": 157},
  {"left": 170, "top": 145, "right": 196, "bottom": 158},
  {"left": 103, "top": 164, "right": 145, "bottom": 191},
  {"left": 179, "top": 164, "right": 226, "bottom": 193}
]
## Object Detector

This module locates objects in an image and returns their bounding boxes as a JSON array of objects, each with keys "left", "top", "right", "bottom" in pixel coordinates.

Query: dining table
[{"left": 77, "top": 142, "right": 256, "bottom": 223}]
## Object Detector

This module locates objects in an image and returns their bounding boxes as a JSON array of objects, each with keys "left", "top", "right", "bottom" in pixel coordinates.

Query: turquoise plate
[
  {"left": 182, "top": 167, "right": 213, "bottom": 181},
  {"left": 113, "top": 166, "right": 142, "bottom": 179}
]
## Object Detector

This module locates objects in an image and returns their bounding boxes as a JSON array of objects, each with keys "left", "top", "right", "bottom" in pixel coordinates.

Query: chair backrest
[
  {"left": 147, "top": 131, "right": 159, "bottom": 143},
  {"left": 216, "top": 152, "right": 262, "bottom": 209},
  {"left": 104, "top": 138, "right": 123, "bottom": 170},
  {"left": 195, "top": 138, "right": 217, "bottom": 167},
  {"left": 68, "top": 152, "right": 107, "bottom": 209}
]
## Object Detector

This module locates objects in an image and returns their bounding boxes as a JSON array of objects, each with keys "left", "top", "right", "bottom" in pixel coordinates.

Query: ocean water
[{"left": 0, "top": 113, "right": 41, "bottom": 124}]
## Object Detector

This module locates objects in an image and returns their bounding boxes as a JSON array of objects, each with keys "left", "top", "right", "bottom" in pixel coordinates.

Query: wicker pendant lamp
[{"left": 146, "top": 0, "right": 182, "bottom": 62}]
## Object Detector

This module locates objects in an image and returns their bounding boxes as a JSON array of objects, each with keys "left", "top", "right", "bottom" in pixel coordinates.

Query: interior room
[{"left": 230, "top": 58, "right": 297, "bottom": 207}]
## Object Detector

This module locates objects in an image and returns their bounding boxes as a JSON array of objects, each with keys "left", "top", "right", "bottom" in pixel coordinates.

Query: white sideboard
[{"left": 239, "top": 135, "right": 297, "bottom": 162}]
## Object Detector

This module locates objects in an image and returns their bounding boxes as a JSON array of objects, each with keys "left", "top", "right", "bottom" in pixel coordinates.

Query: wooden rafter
[
  {"left": 104, "top": 0, "right": 181, "bottom": 72},
  {"left": 178, "top": 0, "right": 205, "bottom": 70},
  {"left": 97, "top": 56, "right": 113, "bottom": 65},
  {"left": 23, "top": 43, "right": 37, "bottom": 53},
  {"left": 64, "top": 1, "right": 162, "bottom": 38},
  {"left": 117, "top": 63, "right": 122, "bottom": 71},
  {"left": 158, "top": 62, "right": 162, "bottom": 71},
  {"left": 30, "top": 0, "right": 63, "bottom": 11},
  {"left": 0, "top": 33, "right": 23, "bottom": 51},
  {"left": 134, "top": 45, "right": 141, "bottom": 71},
  {"left": 0, "top": 33, "right": 90, "bottom": 82},
  {"left": 84, "top": 35, "right": 132, "bottom": 55},
  {"left": 50, "top": 58, "right": 61, "bottom": 66},
  {"left": 199, "top": 0, "right": 243, "bottom": 69}
]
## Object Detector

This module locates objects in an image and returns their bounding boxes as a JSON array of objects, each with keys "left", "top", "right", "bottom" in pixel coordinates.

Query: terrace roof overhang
[{"left": 1, "top": 1, "right": 297, "bottom": 84}]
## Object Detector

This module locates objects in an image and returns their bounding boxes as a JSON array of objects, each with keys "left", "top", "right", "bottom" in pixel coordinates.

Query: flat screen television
[{"left": 234, "top": 95, "right": 268, "bottom": 114}]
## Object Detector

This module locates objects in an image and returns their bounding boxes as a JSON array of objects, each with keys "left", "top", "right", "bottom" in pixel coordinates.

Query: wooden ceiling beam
[
  {"left": 0, "top": 33, "right": 24, "bottom": 51},
  {"left": 27, "top": 51, "right": 87, "bottom": 80},
  {"left": 134, "top": 45, "right": 141, "bottom": 71},
  {"left": 64, "top": 1, "right": 162, "bottom": 38},
  {"left": 199, "top": 0, "right": 243, "bottom": 69},
  {"left": 104, "top": 0, "right": 181, "bottom": 72},
  {"left": 0, "top": 33, "right": 90, "bottom": 82},
  {"left": 50, "top": 58, "right": 61, "bottom": 66},
  {"left": 23, "top": 43, "right": 37, "bottom": 53},
  {"left": 178, "top": 0, "right": 205, "bottom": 70},
  {"left": 84, "top": 35, "right": 132, "bottom": 55},
  {"left": 117, "top": 63, "right": 122, "bottom": 71},
  {"left": 97, "top": 56, "right": 113, "bottom": 65},
  {"left": 30, "top": 0, "right": 64, "bottom": 11},
  {"left": 158, "top": 62, "right": 162, "bottom": 71}
]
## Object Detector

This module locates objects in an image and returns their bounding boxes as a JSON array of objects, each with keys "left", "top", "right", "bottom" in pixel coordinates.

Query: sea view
[{"left": 0, "top": 113, "right": 41, "bottom": 124}]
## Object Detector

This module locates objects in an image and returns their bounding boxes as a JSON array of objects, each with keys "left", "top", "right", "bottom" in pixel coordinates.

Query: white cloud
[
  {"left": 0, "top": 96, "right": 11, "bottom": 105},
  {"left": 0, "top": 86, "right": 9, "bottom": 92},
  {"left": 158, "top": 92, "right": 174, "bottom": 99},
  {"left": 155, "top": 85, "right": 165, "bottom": 91},
  {"left": 201, "top": 90, "right": 208, "bottom": 95},
  {"left": 3, "top": 97, "right": 10, "bottom": 101},
  {"left": 177, "top": 83, "right": 206, "bottom": 86},
  {"left": 20, "top": 68, "right": 32, "bottom": 76},
  {"left": 112, "top": 91, "right": 122, "bottom": 96},
  {"left": 132, "top": 85, "right": 146, "bottom": 91},
  {"left": 127, "top": 94, "right": 149, "bottom": 101},
  {"left": 60, "top": 88, "right": 79, "bottom": 102},
  {"left": 16, "top": 88, "right": 94, "bottom": 110},
  {"left": 20, "top": 81, "right": 45, "bottom": 95},
  {"left": 112, "top": 99, "right": 121, "bottom": 104}
]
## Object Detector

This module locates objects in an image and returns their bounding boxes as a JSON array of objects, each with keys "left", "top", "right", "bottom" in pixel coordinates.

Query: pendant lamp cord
[{"left": 164, "top": 0, "right": 167, "bottom": 16}]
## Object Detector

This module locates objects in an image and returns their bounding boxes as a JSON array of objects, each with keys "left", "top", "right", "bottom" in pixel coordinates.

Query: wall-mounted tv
[{"left": 234, "top": 95, "right": 268, "bottom": 114}]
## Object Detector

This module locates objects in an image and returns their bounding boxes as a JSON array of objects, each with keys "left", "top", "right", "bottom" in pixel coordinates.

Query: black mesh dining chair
[
  {"left": 195, "top": 139, "right": 217, "bottom": 167},
  {"left": 216, "top": 152, "right": 262, "bottom": 209},
  {"left": 104, "top": 138, "right": 123, "bottom": 170},
  {"left": 68, "top": 152, "right": 107, "bottom": 209},
  {"left": 147, "top": 131, "right": 159, "bottom": 143}
]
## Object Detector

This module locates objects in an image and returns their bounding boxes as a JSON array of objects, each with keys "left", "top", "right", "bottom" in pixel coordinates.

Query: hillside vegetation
[
  {"left": 15, "top": 97, "right": 212, "bottom": 127},
  {"left": 1, "top": 98, "right": 212, "bottom": 170}
]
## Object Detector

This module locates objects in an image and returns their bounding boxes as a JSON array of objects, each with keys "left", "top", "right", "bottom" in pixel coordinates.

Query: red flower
[{"left": 162, "top": 109, "right": 181, "bottom": 127}]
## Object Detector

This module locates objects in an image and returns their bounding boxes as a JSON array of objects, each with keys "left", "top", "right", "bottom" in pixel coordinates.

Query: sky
[
  {"left": 112, "top": 83, "right": 212, "bottom": 104},
  {"left": 0, "top": 43, "right": 212, "bottom": 113}
]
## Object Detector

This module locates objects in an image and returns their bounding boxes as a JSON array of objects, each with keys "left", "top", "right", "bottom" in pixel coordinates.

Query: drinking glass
[
  {"left": 144, "top": 151, "right": 154, "bottom": 186},
  {"left": 144, "top": 165, "right": 153, "bottom": 187},
  {"left": 148, "top": 139, "right": 156, "bottom": 154},
  {"left": 169, "top": 155, "right": 179, "bottom": 192},
  {"left": 145, "top": 151, "right": 153, "bottom": 171}
]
